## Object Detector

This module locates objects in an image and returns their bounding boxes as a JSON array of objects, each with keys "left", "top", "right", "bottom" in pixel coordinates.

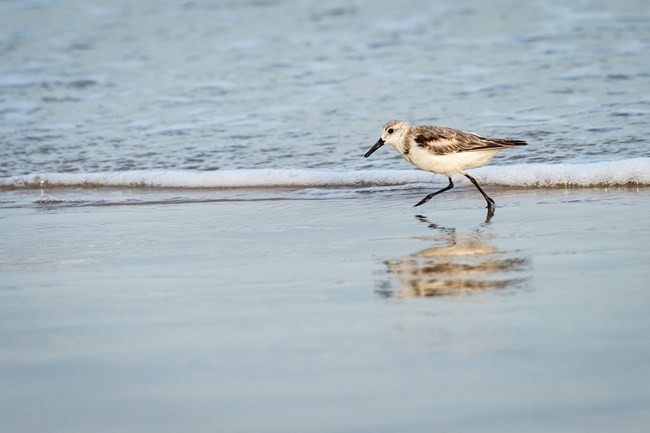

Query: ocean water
[
  {"left": 1, "top": 0, "right": 649, "bottom": 181},
  {"left": 2, "top": 0, "right": 650, "bottom": 432}
]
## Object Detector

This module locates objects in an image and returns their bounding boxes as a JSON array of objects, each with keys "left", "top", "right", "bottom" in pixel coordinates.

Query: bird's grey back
[{"left": 409, "top": 125, "right": 527, "bottom": 155}]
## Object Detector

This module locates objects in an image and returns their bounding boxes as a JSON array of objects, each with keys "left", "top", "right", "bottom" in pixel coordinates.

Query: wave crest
[{"left": 1, "top": 158, "right": 649, "bottom": 189}]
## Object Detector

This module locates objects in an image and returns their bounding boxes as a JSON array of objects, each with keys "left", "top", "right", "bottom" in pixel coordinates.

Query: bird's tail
[{"left": 488, "top": 138, "right": 528, "bottom": 147}]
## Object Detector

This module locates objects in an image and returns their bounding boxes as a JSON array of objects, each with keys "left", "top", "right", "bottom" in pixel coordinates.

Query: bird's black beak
[{"left": 364, "top": 138, "right": 385, "bottom": 158}]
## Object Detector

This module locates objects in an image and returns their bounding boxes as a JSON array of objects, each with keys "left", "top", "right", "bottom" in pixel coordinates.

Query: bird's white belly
[{"left": 406, "top": 148, "right": 499, "bottom": 176}]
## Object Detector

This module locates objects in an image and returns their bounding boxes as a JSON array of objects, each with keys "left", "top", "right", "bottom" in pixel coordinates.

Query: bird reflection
[{"left": 377, "top": 213, "right": 529, "bottom": 298}]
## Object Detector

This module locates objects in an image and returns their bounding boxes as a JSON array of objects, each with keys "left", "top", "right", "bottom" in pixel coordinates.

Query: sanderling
[{"left": 364, "top": 120, "right": 527, "bottom": 208}]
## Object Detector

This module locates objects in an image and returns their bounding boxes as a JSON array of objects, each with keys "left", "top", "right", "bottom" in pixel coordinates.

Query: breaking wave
[{"left": 1, "top": 158, "right": 648, "bottom": 189}]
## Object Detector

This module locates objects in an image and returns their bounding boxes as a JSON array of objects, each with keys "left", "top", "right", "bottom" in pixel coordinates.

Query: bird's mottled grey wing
[{"left": 410, "top": 125, "right": 527, "bottom": 155}]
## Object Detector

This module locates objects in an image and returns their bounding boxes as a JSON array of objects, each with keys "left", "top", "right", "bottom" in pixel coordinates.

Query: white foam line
[
  {"left": 1, "top": 158, "right": 648, "bottom": 189},
  {"left": 0, "top": 169, "right": 434, "bottom": 188},
  {"left": 473, "top": 158, "right": 650, "bottom": 187}
]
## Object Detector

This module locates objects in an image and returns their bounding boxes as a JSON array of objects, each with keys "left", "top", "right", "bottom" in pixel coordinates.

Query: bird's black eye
[{"left": 387, "top": 128, "right": 394, "bottom": 134}]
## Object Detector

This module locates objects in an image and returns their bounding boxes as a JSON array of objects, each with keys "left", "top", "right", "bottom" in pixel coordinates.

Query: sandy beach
[{"left": 2, "top": 186, "right": 649, "bottom": 432}]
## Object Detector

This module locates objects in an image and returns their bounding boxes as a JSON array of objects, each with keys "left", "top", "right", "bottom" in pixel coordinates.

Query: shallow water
[
  {"left": 2, "top": 1, "right": 650, "bottom": 432},
  {"left": 2, "top": 189, "right": 650, "bottom": 432}
]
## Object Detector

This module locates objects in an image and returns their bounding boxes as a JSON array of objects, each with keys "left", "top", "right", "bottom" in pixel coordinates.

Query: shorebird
[{"left": 364, "top": 120, "right": 527, "bottom": 208}]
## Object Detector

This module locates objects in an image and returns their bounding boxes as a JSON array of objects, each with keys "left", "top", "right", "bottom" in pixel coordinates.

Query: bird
[{"left": 364, "top": 120, "right": 527, "bottom": 208}]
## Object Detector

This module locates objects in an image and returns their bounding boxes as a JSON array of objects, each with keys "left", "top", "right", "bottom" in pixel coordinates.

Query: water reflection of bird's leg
[
  {"left": 415, "top": 214, "right": 438, "bottom": 229},
  {"left": 414, "top": 215, "right": 456, "bottom": 236}
]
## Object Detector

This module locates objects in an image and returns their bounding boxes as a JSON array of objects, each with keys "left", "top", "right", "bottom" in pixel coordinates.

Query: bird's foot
[
  {"left": 484, "top": 207, "right": 495, "bottom": 223},
  {"left": 413, "top": 196, "right": 431, "bottom": 207}
]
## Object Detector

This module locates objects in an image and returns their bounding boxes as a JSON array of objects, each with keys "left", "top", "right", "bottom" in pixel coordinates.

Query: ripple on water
[{"left": 0, "top": 0, "right": 649, "bottom": 176}]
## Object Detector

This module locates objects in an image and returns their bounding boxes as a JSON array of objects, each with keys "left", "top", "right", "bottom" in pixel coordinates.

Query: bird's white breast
[{"left": 404, "top": 147, "right": 500, "bottom": 176}]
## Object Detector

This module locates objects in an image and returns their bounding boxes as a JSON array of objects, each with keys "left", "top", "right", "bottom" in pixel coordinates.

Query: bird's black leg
[
  {"left": 414, "top": 177, "right": 454, "bottom": 207},
  {"left": 464, "top": 173, "right": 495, "bottom": 209}
]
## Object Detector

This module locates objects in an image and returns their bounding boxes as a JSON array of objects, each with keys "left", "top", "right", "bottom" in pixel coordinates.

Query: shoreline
[{"left": 0, "top": 157, "right": 649, "bottom": 190}]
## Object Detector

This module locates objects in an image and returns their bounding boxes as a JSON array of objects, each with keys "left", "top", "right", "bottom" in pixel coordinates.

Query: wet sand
[{"left": 1, "top": 186, "right": 649, "bottom": 432}]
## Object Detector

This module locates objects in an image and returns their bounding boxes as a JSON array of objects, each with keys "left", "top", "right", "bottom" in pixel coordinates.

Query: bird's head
[{"left": 364, "top": 120, "right": 410, "bottom": 157}]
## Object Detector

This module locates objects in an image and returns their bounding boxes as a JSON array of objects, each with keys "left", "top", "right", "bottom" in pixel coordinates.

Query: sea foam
[{"left": 1, "top": 158, "right": 648, "bottom": 189}]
